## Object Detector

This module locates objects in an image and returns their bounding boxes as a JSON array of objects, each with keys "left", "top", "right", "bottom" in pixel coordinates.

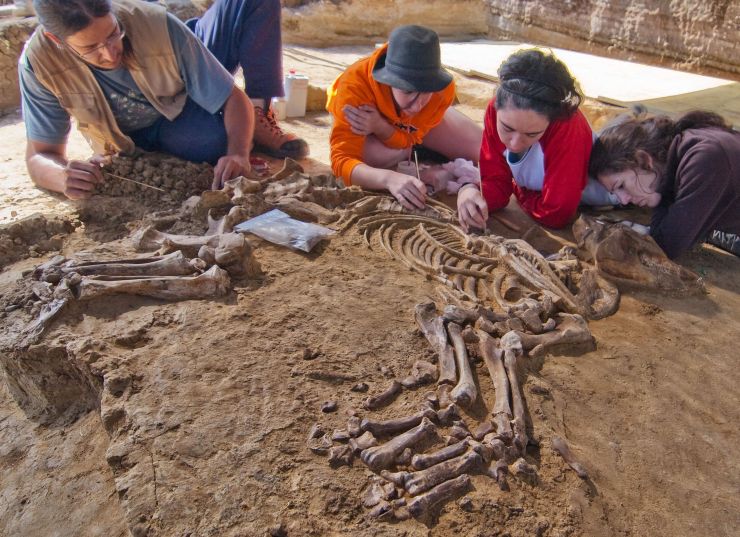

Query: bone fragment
[
  {"left": 363, "top": 481, "right": 386, "bottom": 508},
  {"left": 328, "top": 445, "right": 353, "bottom": 467},
  {"left": 360, "top": 417, "right": 437, "bottom": 472},
  {"left": 332, "top": 429, "right": 349, "bottom": 442},
  {"left": 214, "top": 232, "right": 262, "bottom": 278},
  {"left": 551, "top": 436, "right": 588, "bottom": 479},
  {"left": 350, "top": 382, "right": 369, "bottom": 392},
  {"left": 407, "top": 474, "right": 472, "bottom": 519},
  {"left": 473, "top": 421, "right": 495, "bottom": 441},
  {"left": 437, "top": 383, "right": 454, "bottom": 409},
  {"left": 511, "top": 457, "right": 538, "bottom": 484},
  {"left": 447, "top": 322, "right": 477, "bottom": 407},
  {"left": 501, "top": 332, "right": 528, "bottom": 454},
  {"left": 477, "top": 331, "right": 513, "bottom": 441},
  {"left": 361, "top": 408, "right": 436, "bottom": 437},
  {"left": 405, "top": 451, "right": 481, "bottom": 496},
  {"left": 349, "top": 431, "right": 378, "bottom": 454},
  {"left": 396, "top": 448, "right": 413, "bottom": 466},
  {"left": 347, "top": 416, "right": 362, "bottom": 438},
  {"left": 414, "top": 302, "right": 456, "bottom": 385},
  {"left": 75, "top": 265, "right": 230, "bottom": 301},
  {"left": 59, "top": 251, "right": 197, "bottom": 277},
  {"left": 488, "top": 459, "right": 509, "bottom": 491},
  {"left": 380, "top": 469, "right": 410, "bottom": 488},
  {"left": 17, "top": 297, "right": 68, "bottom": 348},
  {"left": 307, "top": 433, "right": 332, "bottom": 455},
  {"left": 411, "top": 439, "right": 470, "bottom": 470},
  {"left": 449, "top": 420, "right": 472, "bottom": 441},
  {"left": 480, "top": 435, "right": 507, "bottom": 461},
  {"left": 264, "top": 157, "right": 304, "bottom": 184},
  {"left": 131, "top": 225, "right": 222, "bottom": 255},
  {"left": 363, "top": 380, "right": 402, "bottom": 410},
  {"left": 401, "top": 360, "right": 438, "bottom": 388},
  {"left": 436, "top": 403, "right": 459, "bottom": 426},
  {"left": 514, "top": 313, "right": 594, "bottom": 357}
]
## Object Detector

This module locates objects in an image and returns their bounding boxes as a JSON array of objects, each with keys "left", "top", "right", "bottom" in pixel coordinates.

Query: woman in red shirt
[{"left": 458, "top": 49, "right": 613, "bottom": 231}]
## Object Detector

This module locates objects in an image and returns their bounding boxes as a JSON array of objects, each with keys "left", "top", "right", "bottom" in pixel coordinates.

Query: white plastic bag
[{"left": 234, "top": 209, "right": 335, "bottom": 252}]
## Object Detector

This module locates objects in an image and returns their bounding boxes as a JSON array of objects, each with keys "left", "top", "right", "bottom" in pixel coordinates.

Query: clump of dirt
[{"left": 0, "top": 212, "right": 78, "bottom": 269}]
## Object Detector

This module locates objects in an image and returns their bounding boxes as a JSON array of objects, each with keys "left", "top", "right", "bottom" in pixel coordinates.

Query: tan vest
[{"left": 25, "top": 0, "right": 187, "bottom": 155}]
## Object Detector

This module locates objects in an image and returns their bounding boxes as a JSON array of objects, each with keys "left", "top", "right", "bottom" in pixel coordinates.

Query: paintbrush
[{"left": 102, "top": 170, "right": 166, "bottom": 192}]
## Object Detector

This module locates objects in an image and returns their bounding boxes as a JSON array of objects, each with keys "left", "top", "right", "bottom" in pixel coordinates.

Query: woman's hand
[
  {"left": 386, "top": 171, "right": 427, "bottom": 210},
  {"left": 457, "top": 184, "right": 489, "bottom": 232},
  {"left": 342, "top": 104, "right": 393, "bottom": 138}
]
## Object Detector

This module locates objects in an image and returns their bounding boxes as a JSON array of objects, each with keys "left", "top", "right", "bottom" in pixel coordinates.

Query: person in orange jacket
[{"left": 326, "top": 25, "right": 482, "bottom": 210}]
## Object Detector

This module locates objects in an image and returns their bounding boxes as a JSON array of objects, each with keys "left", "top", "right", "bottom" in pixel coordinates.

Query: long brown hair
[{"left": 589, "top": 109, "right": 732, "bottom": 178}]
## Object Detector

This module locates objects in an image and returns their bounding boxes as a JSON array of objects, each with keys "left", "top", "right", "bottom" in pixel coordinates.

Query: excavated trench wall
[{"left": 484, "top": 0, "right": 740, "bottom": 81}]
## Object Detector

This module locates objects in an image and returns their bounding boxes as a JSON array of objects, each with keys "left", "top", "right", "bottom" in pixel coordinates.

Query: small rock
[
  {"left": 321, "top": 400, "right": 338, "bottom": 413},
  {"left": 268, "top": 522, "right": 287, "bottom": 537},
  {"left": 458, "top": 496, "right": 474, "bottom": 512},
  {"left": 350, "top": 382, "right": 369, "bottom": 393}
]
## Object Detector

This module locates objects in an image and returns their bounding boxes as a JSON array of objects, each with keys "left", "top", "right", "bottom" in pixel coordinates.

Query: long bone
[
  {"left": 411, "top": 438, "right": 471, "bottom": 470},
  {"left": 501, "top": 331, "right": 528, "bottom": 454},
  {"left": 75, "top": 265, "right": 230, "bottom": 301},
  {"left": 131, "top": 225, "right": 221, "bottom": 256},
  {"left": 477, "top": 331, "right": 513, "bottom": 441},
  {"left": 405, "top": 450, "right": 482, "bottom": 496},
  {"left": 447, "top": 322, "right": 477, "bottom": 407},
  {"left": 363, "top": 380, "right": 402, "bottom": 410},
  {"left": 414, "top": 302, "right": 456, "bottom": 385},
  {"left": 407, "top": 474, "right": 472, "bottom": 519},
  {"left": 361, "top": 408, "right": 437, "bottom": 437},
  {"left": 360, "top": 417, "right": 437, "bottom": 472},
  {"left": 59, "top": 251, "right": 197, "bottom": 277}
]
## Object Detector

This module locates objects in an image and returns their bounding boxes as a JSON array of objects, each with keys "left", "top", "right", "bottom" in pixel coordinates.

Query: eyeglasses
[{"left": 67, "top": 22, "right": 125, "bottom": 59}]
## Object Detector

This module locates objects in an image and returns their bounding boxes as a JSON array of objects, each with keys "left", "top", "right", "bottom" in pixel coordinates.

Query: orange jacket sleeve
[{"left": 326, "top": 45, "right": 455, "bottom": 184}]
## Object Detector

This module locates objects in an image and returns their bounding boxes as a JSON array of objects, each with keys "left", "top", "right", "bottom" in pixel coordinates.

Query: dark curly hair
[
  {"left": 495, "top": 48, "right": 583, "bottom": 121},
  {"left": 589, "top": 109, "right": 732, "bottom": 179},
  {"left": 33, "top": 0, "right": 112, "bottom": 39}
]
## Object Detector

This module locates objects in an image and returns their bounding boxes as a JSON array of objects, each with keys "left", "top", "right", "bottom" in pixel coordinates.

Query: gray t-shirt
[{"left": 19, "top": 13, "right": 234, "bottom": 144}]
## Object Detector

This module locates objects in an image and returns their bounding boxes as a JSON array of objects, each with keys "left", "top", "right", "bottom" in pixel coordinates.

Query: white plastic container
[
  {"left": 271, "top": 96, "right": 287, "bottom": 121},
  {"left": 284, "top": 70, "right": 308, "bottom": 118}
]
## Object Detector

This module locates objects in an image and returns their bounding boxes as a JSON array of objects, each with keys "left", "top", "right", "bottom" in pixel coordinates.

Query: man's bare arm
[
  {"left": 25, "top": 140, "right": 103, "bottom": 200},
  {"left": 212, "top": 86, "right": 254, "bottom": 189}
]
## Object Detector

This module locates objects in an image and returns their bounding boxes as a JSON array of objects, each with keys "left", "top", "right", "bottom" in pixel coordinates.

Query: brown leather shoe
[{"left": 252, "top": 106, "right": 309, "bottom": 159}]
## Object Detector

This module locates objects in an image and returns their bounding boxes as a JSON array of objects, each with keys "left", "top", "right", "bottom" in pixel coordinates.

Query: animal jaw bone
[
  {"left": 447, "top": 322, "right": 478, "bottom": 408},
  {"left": 75, "top": 265, "right": 230, "bottom": 301},
  {"left": 573, "top": 215, "right": 704, "bottom": 294},
  {"left": 360, "top": 417, "right": 437, "bottom": 472}
]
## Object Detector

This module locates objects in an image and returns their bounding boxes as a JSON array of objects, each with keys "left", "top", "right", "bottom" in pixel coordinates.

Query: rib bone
[
  {"left": 76, "top": 265, "right": 230, "bottom": 301},
  {"left": 447, "top": 322, "right": 477, "bottom": 407},
  {"left": 407, "top": 474, "right": 472, "bottom": 519},
  {"left": 405, "top": 450, "right": 482, "bottom": 496},
  {"left": 360, "top": 417, "right": 437, "bottom": 472}
]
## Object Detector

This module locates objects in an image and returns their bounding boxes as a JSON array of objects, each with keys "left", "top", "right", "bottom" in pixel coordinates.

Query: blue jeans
[{"left": 130, "top": 0, "right": 283, "bottom": 164}]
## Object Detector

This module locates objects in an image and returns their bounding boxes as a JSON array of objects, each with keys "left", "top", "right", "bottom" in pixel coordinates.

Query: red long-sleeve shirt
[{"left": 479, "top": 101, "right": 593, "bottom": 228}]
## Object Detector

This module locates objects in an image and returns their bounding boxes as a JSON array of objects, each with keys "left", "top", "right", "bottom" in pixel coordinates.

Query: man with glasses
[
  {"left": 327, "top": 25, "right": 482, "bottom": 210},
  {"left": 19, "top": 0, "right": 309, "bottom": 199}
]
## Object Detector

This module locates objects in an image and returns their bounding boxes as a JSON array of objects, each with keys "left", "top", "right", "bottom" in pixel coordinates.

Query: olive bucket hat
[{"left": 372, "top": 25, "right": 453, "bottom": 93}]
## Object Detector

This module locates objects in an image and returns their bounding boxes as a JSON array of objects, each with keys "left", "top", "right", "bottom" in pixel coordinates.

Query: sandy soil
[{"left": 1, "top": 48, "right": 739, "bottom": 537}]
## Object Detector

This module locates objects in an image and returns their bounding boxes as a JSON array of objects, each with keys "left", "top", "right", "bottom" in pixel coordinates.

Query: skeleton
[{"left": 573, "top": 214, "right": 704, "bottom": 294}]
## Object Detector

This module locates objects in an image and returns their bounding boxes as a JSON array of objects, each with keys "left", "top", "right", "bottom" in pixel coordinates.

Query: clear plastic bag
[{"left": 234, "top": 209, "right": 335, "bottom": 252}]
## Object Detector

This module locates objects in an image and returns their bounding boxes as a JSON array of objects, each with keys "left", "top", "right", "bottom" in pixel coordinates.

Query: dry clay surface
[{"left": 1, "top": 52, "right": 740, "bottom": 537}]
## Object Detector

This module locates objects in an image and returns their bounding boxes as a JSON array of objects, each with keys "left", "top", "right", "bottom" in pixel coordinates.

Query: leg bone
[
  {"left": 447, "top": 322, "right": 477, "bottom": 407},
  {"left": 360, "top": 417, "right": 437, "bottom": 472}
]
